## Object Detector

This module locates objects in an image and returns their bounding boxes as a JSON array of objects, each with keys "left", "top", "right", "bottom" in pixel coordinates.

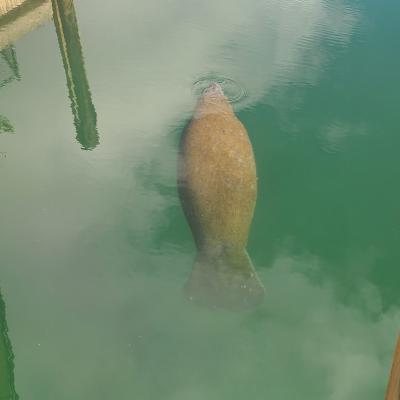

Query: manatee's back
[
  {"left": 178, "top": 90, "right": 257, "bottom": 251},
  {"left": 178, "top": 84, "right": 264, "bottom": 310}
]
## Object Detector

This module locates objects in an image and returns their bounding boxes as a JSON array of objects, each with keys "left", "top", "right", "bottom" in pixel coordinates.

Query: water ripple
[{"left": 192, "top": 74, "right": 247, "bottom": 105}]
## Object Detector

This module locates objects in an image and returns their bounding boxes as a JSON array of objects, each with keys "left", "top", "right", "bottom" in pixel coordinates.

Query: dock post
[{"left": 385, "top": 335, "right": 400, "bottom": 400}]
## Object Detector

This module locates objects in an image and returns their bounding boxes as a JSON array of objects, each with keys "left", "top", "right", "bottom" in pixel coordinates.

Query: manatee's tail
[{"left": 184, "top": 248, "right": 265, "bottom": 311}]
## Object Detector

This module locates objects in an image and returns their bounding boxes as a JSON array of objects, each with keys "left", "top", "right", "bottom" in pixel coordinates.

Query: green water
[{"left": 1, "top": 0, "right": 399, "bottom": 398}]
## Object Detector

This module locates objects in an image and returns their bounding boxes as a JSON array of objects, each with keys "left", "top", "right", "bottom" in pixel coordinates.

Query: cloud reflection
[
  {"left": 3, "top": 246, "right": 398, "bottom": 399},
  {"left": 0, "top": 0, "right": 377, "bottom": 399}
]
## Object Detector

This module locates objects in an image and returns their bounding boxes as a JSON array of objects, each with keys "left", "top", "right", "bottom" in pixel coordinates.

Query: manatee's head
[
  {"left": 202, "top": 82, "right": 225, "bottom": 98},
  {"left": 194, "top": 83, "right": 232, "bottom": 118}
]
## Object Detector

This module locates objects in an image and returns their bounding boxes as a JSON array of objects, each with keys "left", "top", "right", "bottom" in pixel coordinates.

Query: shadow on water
[
  {"left": 51, "top": 0, "right": 99, "bottom": 150},
  {"left": 0, "top": 289, "right": 18, "bottom": 400}
]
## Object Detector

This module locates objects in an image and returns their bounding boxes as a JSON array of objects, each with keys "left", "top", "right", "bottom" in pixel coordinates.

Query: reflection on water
[
  {"left": 0, "top": 46, "right": 19, "bottom": 132},
  {"left": 0, "top": 0, "right": 52, "bottom": 50},
  {"left": 51, "top": 0, "right": 98, "bottom": 150},
  {"left": 0, "top": 0, "right": 399, "bottom": 398},
  {"left": 0, "top": 46, "right": 19, "bottom": 87},
  {"left": 0, "top": 114, "right": 13, "bottom": 132},
  {"left": 0, "top": 289, "right": 18, "bottom": 400},
  {"left": 0, "top": 0, "right": 98, "bottom": 149},
  {"left": 0, "top": 0, "right": 49, "bottom": 136}
]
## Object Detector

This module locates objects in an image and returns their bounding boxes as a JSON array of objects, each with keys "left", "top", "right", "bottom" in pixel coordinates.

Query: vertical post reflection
[
  {"left": 0, "top": 46, "right": 18, "bottom": 132},
  {"left": 51, "top": 0, "right": 99, "bottom": 150},
  {"left": 0, "top": 46, "right": 20, "bottom": 87},
  {"left": 0, "top": 289, "right": 18, "bottom": 400}
]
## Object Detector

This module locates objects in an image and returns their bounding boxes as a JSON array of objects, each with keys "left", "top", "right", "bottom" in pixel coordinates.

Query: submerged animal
[{"left": 178, "top": 83, "right": 265, "bottom": 310}]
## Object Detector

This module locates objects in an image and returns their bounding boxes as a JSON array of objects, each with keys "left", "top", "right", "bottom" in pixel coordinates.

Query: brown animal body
[{"left": 178, "top": 83, "right": 265, "bottom": 310}]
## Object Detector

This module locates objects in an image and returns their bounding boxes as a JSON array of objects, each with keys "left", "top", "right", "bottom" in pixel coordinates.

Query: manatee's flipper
[{"left": 184, "top": 248, "right": 265, "bottom": 311}]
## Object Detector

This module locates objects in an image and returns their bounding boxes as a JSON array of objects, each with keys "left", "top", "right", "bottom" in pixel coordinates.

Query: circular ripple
[{"left": 192, "top": 75, "right": 247, "bottom": 105}]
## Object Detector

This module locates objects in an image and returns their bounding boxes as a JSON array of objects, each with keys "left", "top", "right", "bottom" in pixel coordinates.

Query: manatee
[{"left": 178, "top": 83, "right": 265, "bottom": 310}]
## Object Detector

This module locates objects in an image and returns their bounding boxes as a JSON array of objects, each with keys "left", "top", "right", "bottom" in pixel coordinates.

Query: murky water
[{"left": 1, "top": 0, "right": 399, "bottom": 398}]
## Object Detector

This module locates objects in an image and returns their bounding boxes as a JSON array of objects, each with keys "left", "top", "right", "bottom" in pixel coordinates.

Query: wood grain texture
[
  {"left": 0, "top": 0, "right": 24, "bottom": 16},
  {"left": 385, "top": 335, "right": 400, "bottom": 400}
]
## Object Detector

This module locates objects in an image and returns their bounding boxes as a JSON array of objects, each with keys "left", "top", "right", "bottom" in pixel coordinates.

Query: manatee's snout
[{"left": 203, "top": 82, "right": 224, "bottom": 98}]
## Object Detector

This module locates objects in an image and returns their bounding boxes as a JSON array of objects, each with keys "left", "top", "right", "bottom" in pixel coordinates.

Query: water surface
[{"left": 1, "top": 0, "right": 399, "bottom": 399}]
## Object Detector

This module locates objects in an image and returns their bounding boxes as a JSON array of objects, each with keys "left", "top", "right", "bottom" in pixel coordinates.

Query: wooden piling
[{"left": 385, "top": 335, "right": 400, "bottom": 400}]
